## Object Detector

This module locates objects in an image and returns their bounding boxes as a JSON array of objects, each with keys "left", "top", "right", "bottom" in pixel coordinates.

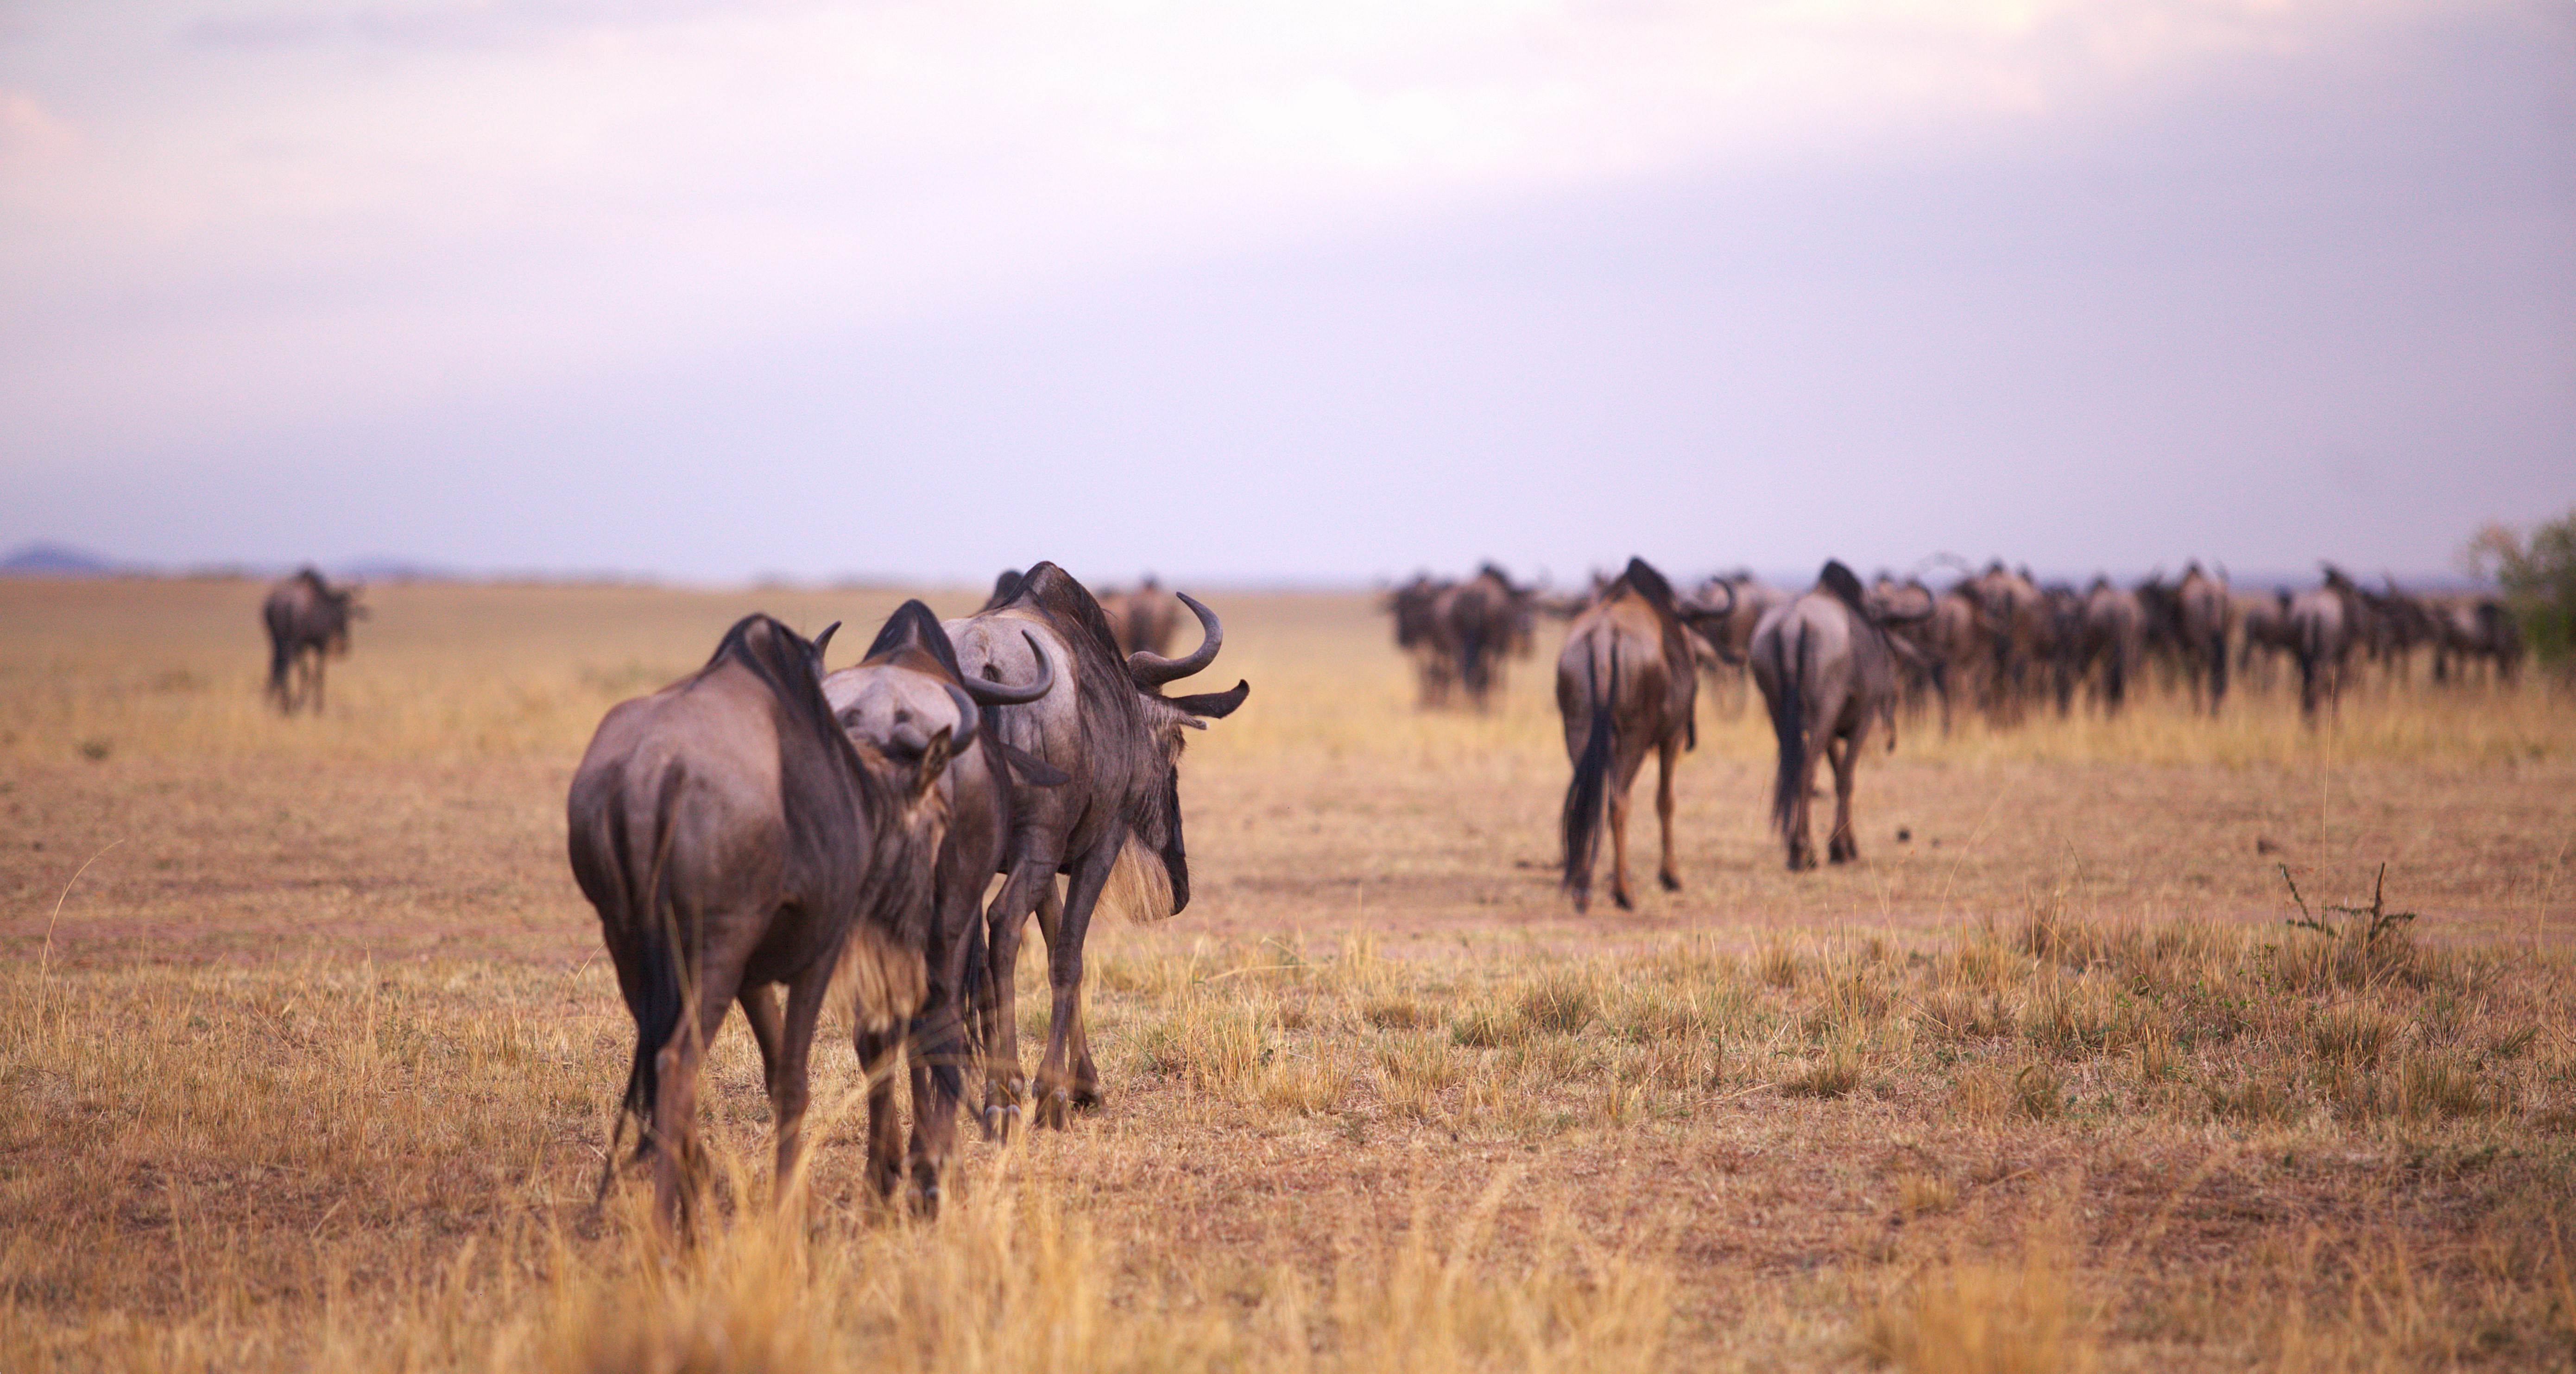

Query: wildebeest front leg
[
  {"left": 979, "top": 858, "right": 1057, "bottom": 1135},
  {"left": 1033, "top": 841, "right": 1118, "bottom": 1129},
  {"left": 1654, "top": 737, "right": 1682, "bottom": 892},
  {"left": 1825, "top": 731, "right": 1860, "bottom": 864}
]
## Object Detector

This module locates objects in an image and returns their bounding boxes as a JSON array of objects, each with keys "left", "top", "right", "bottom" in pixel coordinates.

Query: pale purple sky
[{"left": 3, "top": 0, "right": 2570, "bottom": 587}]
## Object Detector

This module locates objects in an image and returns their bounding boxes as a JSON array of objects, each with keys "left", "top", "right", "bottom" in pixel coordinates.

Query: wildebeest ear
[
  {"left": 999, "top": 743, "right": 1070, "bottom": 788},
  {"left": 911, "top": 726, "right": 953, "bottom": 800},
  {"left": 1168, "top": 679, "right": 1250, "bottom": 719}
]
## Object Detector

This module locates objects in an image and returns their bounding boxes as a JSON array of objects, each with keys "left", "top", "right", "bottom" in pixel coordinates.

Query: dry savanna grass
[{"left": 4, "top": 574, "right": 2574, "bottom": 1371}]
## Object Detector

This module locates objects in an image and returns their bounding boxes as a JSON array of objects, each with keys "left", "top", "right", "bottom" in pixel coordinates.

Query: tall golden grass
[{"left": 4, "top": 576, "right": 2573, "bottom": 1370}]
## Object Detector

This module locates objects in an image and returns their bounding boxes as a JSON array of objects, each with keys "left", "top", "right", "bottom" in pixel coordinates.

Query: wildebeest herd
[
  {"left": 563, "top": 562, "right": 1246, "bottom": 1226},
  {"left": 251, "top": 555, "right": 2521, "bottom": 1228},
  {"left": 1386, "top": 556, "right": 2528, "bottom": 909}
]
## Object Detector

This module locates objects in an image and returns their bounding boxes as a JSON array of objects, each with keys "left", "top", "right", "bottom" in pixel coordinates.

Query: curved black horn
[
  {"left": 940, "top": 681, "right": 980, "bottom": 755},
  {"left": 1127, "top": 591, "right": 1221, "bottom": 687},
  {"left": 1692, "top": 578, "right": 1737, "bottom": 619},
  {"left": 812, "top": 620, "right": 841, "bottom": 660},
  {"left": 963, "top": 630, "right": 1055, "bottom": 706}
]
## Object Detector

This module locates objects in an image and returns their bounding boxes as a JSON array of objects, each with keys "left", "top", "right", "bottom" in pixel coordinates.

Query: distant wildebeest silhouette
[
  {"left": 1093, "top": 576, "right": 1183, "bottom": 657},
  {"left": 261, "top": 567, "right": 363, "bottom": 714},
  {"left": 945, "top": 562, "right": 1248, "bottom": 1131},
  {"left": 1556, "top": 557, "right": 1734, "bottom": 913},
  {"left": 1751, "top": 561, "right": 1932, "bottom": 870},
  {"left": 567, "top": 614, "right": 959, "bottom": 1230},
  {"left": 2291, "top": 565, "right": 2367, "bottom": 721}
]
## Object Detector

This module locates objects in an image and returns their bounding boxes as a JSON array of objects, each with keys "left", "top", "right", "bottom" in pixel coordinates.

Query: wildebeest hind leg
[
  {"left": 1654, "top": 739, "right": 1681, "bottom": 892},
  {"left": 1825, "top": 732, "right": 1860, "bottom": 864},
  {"left": 852, "top": 1015, "right": 905, "bottom": 1204},
  {"left": 1033, "top": 843, "right": 1117, "bottom": 1129},
  {"left": 979, "top": 861, "right": 1054, "bottom": 1135},
  {"left": 766, "top": 971, "right": 828, "bottom": 1215}
]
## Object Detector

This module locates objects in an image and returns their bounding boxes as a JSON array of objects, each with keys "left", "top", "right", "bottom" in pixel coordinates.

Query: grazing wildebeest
[
  {"left": 1555, "top": 558, "right": 1734, "bottom": 913},
  {"left": 1386, "top": 573, "right": 1458, "bottom": 706},
  {"left": 821, "top": 601, "right": 1060, "bottom": 1210},
  {"left": 1751, "top": 561, "right": 1931, "bottom": 870},
  {"left": 2432, "top": 596, "right": 2525, "bottom": 686},
  {"left": 2077, "top": 577, "right": 2147, "bottom": 716},
  {"left": 1095, "top": 576, "right": 1184, "bottom": 658},
  {"left": 2237, "top": 588, "right": 2298, "bottom": 692},
  {"left": 2290, "top": 566, "right": 2367, "bottom": 721},
  {"left": 945, "top": 562, "right": 1249, "bottom": 1130},
  {"left": 567, "top": 614, "right": 958, "bottom": 1229},
  {"left": 1434, "top": 564, "right": 1539, "bottom": 710},
  {"left": 2170, "top": 562, "right": 2233, "bottom": 713},
  {"left": 261, "top": 567, "right": 364, "bottom": 715},
  {"left": 1956, "top": 562, "right": 2055, "bottom": 724}
]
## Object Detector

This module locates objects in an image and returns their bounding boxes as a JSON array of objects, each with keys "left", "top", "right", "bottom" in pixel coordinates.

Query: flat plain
[{"left": 3, "top": 574, "right": 2572, "bottom": 1372}]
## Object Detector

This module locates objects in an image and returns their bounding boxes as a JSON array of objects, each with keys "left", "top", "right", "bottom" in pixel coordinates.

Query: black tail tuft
[
  {"left": 1766, "top": 620, "right": 1808, "bottom": 838},
  {"left": 1560, "top": 653, "right": 1616, "bottom": 904}
]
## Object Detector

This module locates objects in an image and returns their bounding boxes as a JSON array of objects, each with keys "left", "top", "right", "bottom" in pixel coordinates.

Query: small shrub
[
  {"left": 1784, "top": 1043, "right": 1862, "bottom": 1099},
  {"left": 2012, "top": 1063, "right": 2063, "bottom": 1121},
  {"left": 1517, "top": 970, "right": 1598, "bottom": 1035}
]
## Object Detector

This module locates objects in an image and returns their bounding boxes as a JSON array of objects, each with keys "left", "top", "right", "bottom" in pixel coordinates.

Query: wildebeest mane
[
  {"left": 700, "top": 614, "right": 852, "bottom": 763},
  {"left": 1819, "top": 560, "right": 1868, "bottom": 615},
  {"left": 864, "top": 599, "right": 967, "bottom": 682},
  {"left": 1616, "top": 556, "right": 1678, "bottom": 617}
]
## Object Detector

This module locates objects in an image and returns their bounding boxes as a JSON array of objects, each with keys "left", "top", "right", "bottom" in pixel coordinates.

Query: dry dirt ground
[{"left": 2, "top": 575, "right": 2572, "bottom": 1371}]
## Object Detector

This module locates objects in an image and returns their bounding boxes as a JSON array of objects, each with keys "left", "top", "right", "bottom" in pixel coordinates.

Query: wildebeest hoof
[
  {"left": 1071, "top": 1085, "right": 1103, "bottom": 1110},
  {"left": 1659, "top": 872, "right": 1681, "bottom": 892},
  {"left": 1035, "top": 1090, "right": 1071, "bottom": 1130},
  {"left": 1613, "top": 891, "right": 1635, "bottom": 911}
]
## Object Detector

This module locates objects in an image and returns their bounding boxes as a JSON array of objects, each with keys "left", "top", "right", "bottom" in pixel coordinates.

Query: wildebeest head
[{"left": 996, "top": 562, "right": 1248, "bottom": 912}]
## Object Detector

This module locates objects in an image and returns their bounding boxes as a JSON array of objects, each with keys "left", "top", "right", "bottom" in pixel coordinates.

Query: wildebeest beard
[{"left": 1154, "top": 767, "right": 1190, "bottom": 914}]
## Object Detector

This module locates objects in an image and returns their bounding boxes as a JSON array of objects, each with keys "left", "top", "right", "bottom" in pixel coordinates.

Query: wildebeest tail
[
  {"left": 614, "top": 767, "right": 688, "bottom": 1164},
  {"left": 1560, "top": 651, "right": 1616, "bottom": 895},
  {"left": 1767, "top": 619, "right": 1808, "bottom": 838}
]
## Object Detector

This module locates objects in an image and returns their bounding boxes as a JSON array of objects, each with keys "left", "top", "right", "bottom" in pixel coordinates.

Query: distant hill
[{"left": 0, "top": 542, "right": 120, "bottom": 576}]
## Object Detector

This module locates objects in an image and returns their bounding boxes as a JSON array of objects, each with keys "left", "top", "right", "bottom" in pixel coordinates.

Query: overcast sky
[{"left": 3, "top": 0, "right": 2570, "bottom": 588}]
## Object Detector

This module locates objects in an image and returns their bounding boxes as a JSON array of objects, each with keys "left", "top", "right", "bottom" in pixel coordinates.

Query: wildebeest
[
  {"left": 945, "top": 562, "right": 1249, "bottom": 1130},
  {"left": 2076, "top": 577, "right": 2147, "bottom": 716},
  {"left": 567, "top": 614, "right": 958, "bottom": 1229},
  {"left": 1094, "top": 576, "right": 1184, "bottom": 658},
  {"left": 2171, "top": 562, "right": 2233, "bottom": 713},
  {"left": 1955, "top": 562, "right": 2056, "bottom": 724},
  {"left": 2290, "top": 565, "right": 2366, "bottom": 720},
  {"left": 821, "top": 601, "right": 1060, "bottom": 1210},
  {"left": 1689, "top": 572, "right": 1787, "bottom": 717},
  {"left": 261, "top": 567, "right": 364, "bottom": 715},
  {"left": 2237, "top": 589, "right": 2298, "bottom": 692},
  {"left": 1556, "top": 557, "right": 1734, "bottom": 913},
  {"left": 2432, "top": 595, "right": 2526, "bottom": 686},
  {"left": 1751, "top": 561, "right": 1931, "bottom": 870},
  {"left": 1386, "top": 573, "right": 1457, "bottom": 706}
]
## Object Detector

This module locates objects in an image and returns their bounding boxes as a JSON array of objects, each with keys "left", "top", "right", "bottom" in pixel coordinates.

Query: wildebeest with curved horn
[
  {"left": 261, "top": 567, "right": 364, "bottom": 714},
  {"left": 945, "top": 562, "right": 1249, "bottom": 1130},
  {"left": 822, "top": 601, "right": 1061, "bottom": 1211},
  {"left": 1556, "top": 557, "right": 1734, "bottom": 913},
  {"left": 1751, "top": 561, "right": 1932, "bottom": 870},
  {"left": 567, "top": 614, "right": 957, "bottom": 1229}
]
